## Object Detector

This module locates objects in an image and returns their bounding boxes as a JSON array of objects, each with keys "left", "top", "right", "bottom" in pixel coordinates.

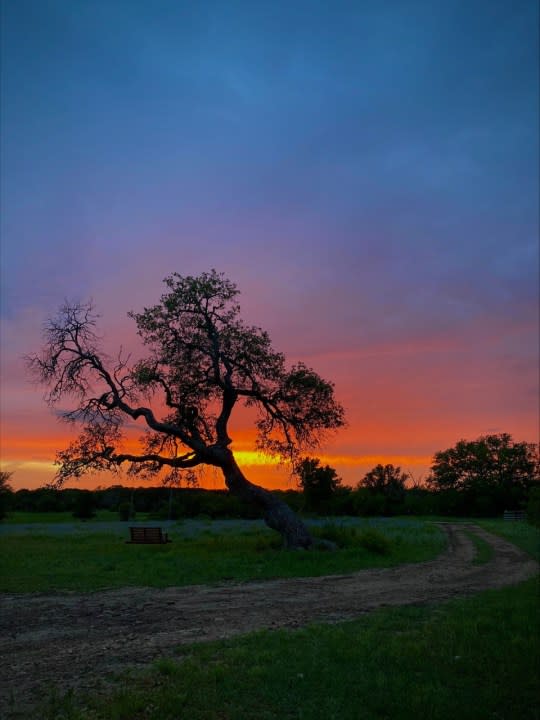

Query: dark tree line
[
  {"left": 297, "top": 433, "right": 539, "bottom": 519},
  {"left": 4, "top": 432, "right": 537, "bottom": 523}
]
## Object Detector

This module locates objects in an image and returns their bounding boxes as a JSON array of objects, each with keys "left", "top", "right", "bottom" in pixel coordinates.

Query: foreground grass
[
  {"left": 477, "top": 518, "right": 540, "bottom": 559},
  {"left": 0, "top": 519, "right": 443, "bottom": 592},
  {"left": 37, "top": 520, "right": 539, "bottom": 720},
  {"left": 463, "top": 529, "right": 493, "bottom": 565}
]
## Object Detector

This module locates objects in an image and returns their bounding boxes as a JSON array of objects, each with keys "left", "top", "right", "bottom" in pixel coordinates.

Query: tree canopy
[
  {"left": 28, "top": 270, "right": 345, "bottom": 547},
  {"left": 359, "top": 464, "right": 408, "bottom": 500},
  {"left": 428, "top": 433, "right": 539, "bottom": 511},
  {"left": 297, "top": 457, "right": 342, "bottom": 512},
  {"left": 0, "top": 471, "right": 14, "bottom": 520}
]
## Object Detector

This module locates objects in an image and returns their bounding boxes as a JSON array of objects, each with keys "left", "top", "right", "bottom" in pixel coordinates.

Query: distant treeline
[
  {"left": 4, "top": 482, "right": 539, "bottom": 523},
  {"left": 2, "top": 433, "right": 538, "bottom": 523}
]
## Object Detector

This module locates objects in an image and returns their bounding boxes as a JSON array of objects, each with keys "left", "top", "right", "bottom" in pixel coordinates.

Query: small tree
[
  {"left": 428, "top": 434, "right": 539, "bottom": 514},
  {"left": 0, "top": 471, "right": 14, "bottom": 520},
  {"left": 359, "top": 464, "right": 407, "bottom": 506},
  {"left": 27, "top": 270, "right": 345, "bottom": 548},
  {"left": 297, "top": 457, "right": 342, "bottom": 513}
]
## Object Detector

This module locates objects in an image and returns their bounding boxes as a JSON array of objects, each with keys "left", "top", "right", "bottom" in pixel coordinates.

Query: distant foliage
[
  {"left": 360, "top": 464, "right": 408, "bottom": 497},
  {"left": 297, "top": 457, "right": 342, "bottom": 512},
  {"left": 9, "top": 432, "right": 540, "bottom": 522},
  {"left": 72, "top": 490, "right": 96, "bottom": 519},
  {"left": 356, "top": 464, "right": 408, "bottom": 515},
  {"left": 0, "top": 471, "right": 14, "bottom": 520},
  {"left": 428, "top": 434, "right": 539, "bottom": 516}
]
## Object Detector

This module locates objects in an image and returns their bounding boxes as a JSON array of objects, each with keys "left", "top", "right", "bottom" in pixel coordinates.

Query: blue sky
[{"left": 1, "top": 0, "right": 538, "bottom": 488}]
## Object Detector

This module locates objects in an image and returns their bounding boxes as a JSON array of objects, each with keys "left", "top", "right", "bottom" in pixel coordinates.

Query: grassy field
[
  {"left": 0, "top": 518, "right": 444, "bottom": 592},
  {"left": 33, "top": 519, "right": 539, "bottom": 720},
  {"left": 2, "top": 517, "right": 538, "bottom": 718}
]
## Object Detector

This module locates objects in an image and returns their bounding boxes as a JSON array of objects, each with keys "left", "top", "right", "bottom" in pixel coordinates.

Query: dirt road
[{"left": 1, "top": 523, "right": 537, "bottom": 716}]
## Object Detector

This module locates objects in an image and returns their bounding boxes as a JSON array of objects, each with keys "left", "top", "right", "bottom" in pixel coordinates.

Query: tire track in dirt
[{"left": 1, "top": 523, "right": 537, "bottom": 716}]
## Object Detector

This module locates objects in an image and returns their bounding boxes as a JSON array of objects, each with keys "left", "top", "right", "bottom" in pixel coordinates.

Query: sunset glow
[{"left": 1, "top": 2, "right": 538, "bottom": 492}]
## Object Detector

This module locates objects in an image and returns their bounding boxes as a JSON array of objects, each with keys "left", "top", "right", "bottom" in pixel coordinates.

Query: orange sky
[
  {"left": 1, "top": 275, "right": 537, "bottom": 493},
  {"left": 0, "top": 426, "right": 433, "bottom": 491},
  {"left": 1, "top": 364, "right": 536, "bottom": 492}
]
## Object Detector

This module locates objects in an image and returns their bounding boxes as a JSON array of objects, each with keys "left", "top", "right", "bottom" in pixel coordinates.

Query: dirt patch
[{"left": 1, "top": 523, "right": 537, "bottom": 716}]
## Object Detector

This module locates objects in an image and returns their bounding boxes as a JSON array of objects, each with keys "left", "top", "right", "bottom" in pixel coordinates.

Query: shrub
[
  {"left": 312, "top": 522, "right": 359, "bottom": 548},
  {"left": 358, "top": 528, "right": 391, "bottom": 555}
]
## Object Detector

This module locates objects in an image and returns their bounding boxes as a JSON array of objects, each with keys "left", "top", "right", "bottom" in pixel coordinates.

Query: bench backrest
[{"left": 129, "top": 526, "right": 166, "bottom": 543}]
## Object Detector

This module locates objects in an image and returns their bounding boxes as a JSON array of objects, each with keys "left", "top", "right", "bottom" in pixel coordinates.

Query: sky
[{"left": 1, "top": 0, "right": 538, "bottom": 491}]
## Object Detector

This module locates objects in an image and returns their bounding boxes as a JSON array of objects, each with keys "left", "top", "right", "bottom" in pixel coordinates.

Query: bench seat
[{"left": 126, "top": 527, "right": 171, "bottom": 544}]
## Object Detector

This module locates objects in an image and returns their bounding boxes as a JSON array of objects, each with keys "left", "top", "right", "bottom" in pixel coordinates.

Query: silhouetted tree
[
  {"left": 428, "top": 434, "right": 539, "bottom": 513},
  {"left": 27, "top": 270, "right": 345, "bottom": 548},
  {"left": 359, "top": 464, "right": 407, "bottom": 504},
  {"left": 297, "top": 457, "right": 342, "bottom": 513},
  {"left": 0, "top": 471, "right": 14, "bottom": 520}
]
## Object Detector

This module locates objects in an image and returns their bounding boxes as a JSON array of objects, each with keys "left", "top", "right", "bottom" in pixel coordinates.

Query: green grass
[
  {"left": 463, "top": 529, "right": 494, "bottom": 565},
  {"left": 0, "top": 520, "right": 444, "bottom": 592},
  {"left": 33, "top": 521, "right": 539, "bottom": 720},
  {"left": 477, "top": 519, "right": 540, "bottom": 560}
]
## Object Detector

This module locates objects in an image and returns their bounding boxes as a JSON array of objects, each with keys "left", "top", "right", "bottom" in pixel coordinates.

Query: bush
[
  {"left": 312, "top": 523, "right": 359, "bottom": 548},
  {"left": 312, "top": 523, "right": 392, "bottom": 555},
  {"left": 358, "top": 529, "right": 391, "bottom": 555}
]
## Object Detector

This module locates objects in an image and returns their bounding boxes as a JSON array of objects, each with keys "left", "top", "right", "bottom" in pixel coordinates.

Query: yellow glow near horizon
[
  {"left": 233, "top": 450, "right": 281, "bottom": 466},
  {"left": 1, "top": 452, "right": 430, "bottom": 471},
  {"left": 1, "top": 459, "right": 57, "bottom": 473}
]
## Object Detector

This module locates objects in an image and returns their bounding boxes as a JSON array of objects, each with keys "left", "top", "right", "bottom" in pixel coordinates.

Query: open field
[
  {"left": 0, "top": 517, "right": 445, "bottom": 592},
  {"left": 0, "top": 519, "right": 538, "bottom": 719}
]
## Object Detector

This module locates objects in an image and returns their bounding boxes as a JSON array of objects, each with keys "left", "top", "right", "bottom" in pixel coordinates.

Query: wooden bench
[
  {"left": 503, "top": 510, "right": 526, "bottom": 521},
  {"left": 126, "top": 527, "right": 171, "bottom": 544}
]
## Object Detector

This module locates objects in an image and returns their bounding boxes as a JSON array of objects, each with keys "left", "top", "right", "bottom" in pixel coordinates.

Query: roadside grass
[
  {"left": 35, "top": 521, "right": 540, "bottom": 720},
  {"left": 0, "top": 519, "right": 444, "bottom": 592},
  {"left": 477, "top": 518, "right": 540, "bottom": 560},
  {"left": 463, "top": 529, "right": 493, "bottom": 565}
]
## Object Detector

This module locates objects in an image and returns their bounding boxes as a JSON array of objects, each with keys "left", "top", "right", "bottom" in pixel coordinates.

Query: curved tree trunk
[{"left": 218, "top": 450, "right": 313, "bottom": 549}]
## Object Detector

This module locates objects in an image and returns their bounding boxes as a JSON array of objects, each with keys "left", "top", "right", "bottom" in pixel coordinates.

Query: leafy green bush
[
  {"left": 312, "top": 522, "right": 359, "bottom": 548},
  {"left": 312, "top": 523, "right": 392, "bottom": 555},
  {"left": 358, "top": 528, "right": 392, "bottom": 555}
]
